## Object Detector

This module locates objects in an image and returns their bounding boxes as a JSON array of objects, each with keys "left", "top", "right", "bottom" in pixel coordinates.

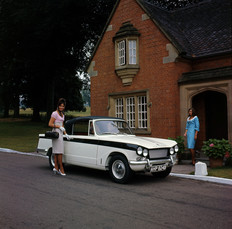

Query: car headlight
[
  {"left": 137, "top": 147, "right": 148, "bottom": 157},
  {"left": 143, "top": 149, "right": 148, "bottom": 157},
  {"left": 137, "top": 147, "right": 143, "bottom": 155},
  {"left": 170, "top": 147, "right": 174, "bottom": 155},
  {"left": 174, "top": 145, "right": 179, "bottom": 153}
]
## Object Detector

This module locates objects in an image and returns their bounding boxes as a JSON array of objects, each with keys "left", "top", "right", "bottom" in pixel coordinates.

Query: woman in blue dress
[{"left": 184, "top": 108, "right": 200, "bottom": 165}]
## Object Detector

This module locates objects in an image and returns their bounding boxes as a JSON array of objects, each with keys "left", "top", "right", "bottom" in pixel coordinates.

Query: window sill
[{"left": 115, "top": 65, "right": 140, "bottom": 86}]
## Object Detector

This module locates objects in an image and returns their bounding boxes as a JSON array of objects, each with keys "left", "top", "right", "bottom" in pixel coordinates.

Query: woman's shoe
[
  {"left": 59, "top": 169, "right": 66, "bottom": 176},
  {"left": 53, "top": 168, "right": 59, "bottom": 174}
]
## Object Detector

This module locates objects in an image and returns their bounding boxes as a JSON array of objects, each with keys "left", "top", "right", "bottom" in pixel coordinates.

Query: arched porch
[{"left": 179, "top": 79, "right": 232, "bottom": 151}]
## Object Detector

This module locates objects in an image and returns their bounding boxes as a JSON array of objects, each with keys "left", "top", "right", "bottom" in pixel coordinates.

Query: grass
[
  {"left": 189, "top": 166, "right": 232, "bottom": 179},
  {"left": 0, "top": 120, "right": 50, "bottom": 152},
  {"left": 207, "top": 166, "right": 232, "bottom": 179},
  {"left": 0, "top": 107, "right": 91, "bottom": 152}
]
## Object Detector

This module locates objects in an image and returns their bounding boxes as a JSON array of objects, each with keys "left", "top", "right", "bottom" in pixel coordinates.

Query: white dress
[{"left": 51, "top": 111, "right": 65, "bottom": 154}]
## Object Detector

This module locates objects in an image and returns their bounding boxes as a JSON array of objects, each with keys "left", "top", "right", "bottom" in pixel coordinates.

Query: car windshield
[{"left": 95, "top": 120, "right": 133, "bottom": 135}]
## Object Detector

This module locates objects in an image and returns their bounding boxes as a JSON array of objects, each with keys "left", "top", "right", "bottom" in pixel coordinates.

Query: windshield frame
[{"left": 94, "top": 119, "right": 134, "bottom": 136}]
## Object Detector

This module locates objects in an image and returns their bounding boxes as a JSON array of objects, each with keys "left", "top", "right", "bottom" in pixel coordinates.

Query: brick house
[{"left": 87, "top": 0, "right": 232, "bottom": 148}]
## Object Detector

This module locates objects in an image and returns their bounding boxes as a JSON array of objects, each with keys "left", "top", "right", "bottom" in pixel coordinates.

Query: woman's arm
[
  {"left": 194, "top": 130, "right": 198, "bottom": 140},
  {"left": 184, "top": 119, "right": 188, "bottom": 136},
  {"left": 48, "top": 115, "right": 67, "bottom": 134},
  {"left": 48, "top": 117, "right": 61, "bottom": 129},
  {"left": 184, "top": 129, "right": 187, "bottom": 137},
  {"left": 194, "top": 117, "right": 200, "bottom": 140},
  {"left": 63, "top": 123, "right": 67, "bottom": 135}
]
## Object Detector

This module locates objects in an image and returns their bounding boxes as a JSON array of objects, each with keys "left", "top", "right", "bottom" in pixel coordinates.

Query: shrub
[
  {"left": 201, "top": 139, "right": 232, "bottom": 159},
  {"left": 168, "top": 136, "right": 185, "bottom": 158}
]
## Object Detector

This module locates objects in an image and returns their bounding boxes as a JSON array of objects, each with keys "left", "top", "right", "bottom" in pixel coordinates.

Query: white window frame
[
  {"left": 138, "top": 96, "right": 147, "bottom": 128},
  {"left": 126, "top": 97, "right": 135, "bottom": 128},
  {"left": 118, "top": 40, "right": 125, "bottom": 66},
  {"left": 115, "top": 98, "right": 124, "bottom": 119},
  {"left": 129, "top": 40, "right": 136, "bottom": 65},
  {"left": 110, "top": 91, "right": 149, "bottom": 133}
]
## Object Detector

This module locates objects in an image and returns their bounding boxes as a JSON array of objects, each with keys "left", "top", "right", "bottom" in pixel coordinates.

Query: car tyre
[
  {"left": 109, "top": 155, "right": 132, "bottom": 184},
  {"left": 152, "top": 166, "right": 172, "bottom": 178},
  {"left": 48, "top": 149, "right": 55, "bottom": 169}
]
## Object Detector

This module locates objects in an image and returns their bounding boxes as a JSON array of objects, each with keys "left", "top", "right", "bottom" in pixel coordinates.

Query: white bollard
[{"left": 195, "top": 162, "right": 208, "bottom": 176}]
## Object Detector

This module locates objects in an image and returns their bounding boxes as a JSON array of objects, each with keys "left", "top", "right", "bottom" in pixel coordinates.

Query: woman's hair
[
  {"left": 188, "top": 107, "right": 196, "bottom": 117},
  {"left": 57, "top": 98, "right": 66, "bottom": 109}
]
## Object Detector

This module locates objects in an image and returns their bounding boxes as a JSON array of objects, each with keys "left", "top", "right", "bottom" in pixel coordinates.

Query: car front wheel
[
  {"left": 152, "top": 166, "right": 172, "bottom": 178},
  {"left": 109, "top": 155, "right": 132, "bottom": 184}
]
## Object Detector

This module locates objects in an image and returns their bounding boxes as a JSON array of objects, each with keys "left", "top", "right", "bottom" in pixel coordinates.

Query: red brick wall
[
  {"left": 91, "top": 0, "right": 190, "bottom": 139},
  {"left": 90, "top": 0, "right": 230, "bottom": 140},
  {"left": 192, "top": 56, "right": 232, "bottom": 71}
]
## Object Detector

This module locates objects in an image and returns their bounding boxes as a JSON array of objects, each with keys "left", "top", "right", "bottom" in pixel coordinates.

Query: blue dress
[{"left": 186, "top": 116, "right": 200, "bottom": 149}]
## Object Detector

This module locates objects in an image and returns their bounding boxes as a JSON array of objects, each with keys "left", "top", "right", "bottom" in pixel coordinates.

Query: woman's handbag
[{"left": 45, "top": 131, "right": 59, "bottom": 139}]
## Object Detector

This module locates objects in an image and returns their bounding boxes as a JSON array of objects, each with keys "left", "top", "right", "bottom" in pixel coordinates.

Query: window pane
[
  {"left": 138, "top": 96, "right": 147, "bottom": 128},
  {"left": 115, "top": 98, "right": 123, "bottom": 119},
  {"left": 126, "top": 97, "right": 135, "bottom": 128},
  {"left": 73, "top": 121, "right": 89, "bottom": 135},
  {"left": 129, "top": 40, "right": 136, "bottom": 64},
  {"left": 118, "top": 40, "right": 125, "bottom": 66}
]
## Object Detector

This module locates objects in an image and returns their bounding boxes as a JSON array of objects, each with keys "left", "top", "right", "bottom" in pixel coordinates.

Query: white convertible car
[{"left": 37, "top": 116, "right": 178, "bottom": 183}]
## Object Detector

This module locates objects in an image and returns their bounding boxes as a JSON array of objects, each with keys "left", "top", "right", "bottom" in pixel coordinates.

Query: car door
[{"left": 64, "top": 120, "right": 98, "bottom": 167}]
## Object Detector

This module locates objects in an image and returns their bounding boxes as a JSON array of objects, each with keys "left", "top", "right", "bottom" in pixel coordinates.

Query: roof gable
[
  {"left": 87, "top": 0, "right": 232, "bottom": 72},
  {"left": 138, "top": 0, "right": 232, "bottom": 58}
]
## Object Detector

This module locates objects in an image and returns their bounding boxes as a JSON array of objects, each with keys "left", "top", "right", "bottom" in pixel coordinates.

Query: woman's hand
[
  {"left": 59, "top": 126, "right": 66, "bottom": 132},
  {"left": 194, "top": 131, "right": 198, "bottom": 140},
  {"left": 194, "top": 134, "right": 198, "bottom": 140}
]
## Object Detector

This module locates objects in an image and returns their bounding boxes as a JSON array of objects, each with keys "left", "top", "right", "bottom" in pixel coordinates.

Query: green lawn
[
  {"left": 208, "top": 166, "right": 232, "bottom": 179},
  {"left": 0, "top": 107, "right": 91, "bottom": 152},
  {"left": 0, "top": 120, "right": 50, "bottom": 152}
]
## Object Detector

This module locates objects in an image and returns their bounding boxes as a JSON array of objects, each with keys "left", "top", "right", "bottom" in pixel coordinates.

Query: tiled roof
[
  {"left": 178, "top": 66, "right": 232, "bottom": 84},
  {"left": 138, "top": 0, "right": 232, "bottom": 58}
]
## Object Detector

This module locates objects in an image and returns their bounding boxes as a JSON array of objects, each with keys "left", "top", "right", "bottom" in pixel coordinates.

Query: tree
[
  {"left": 146, "top": 0, "right": 204, "bottom": 10},
  {"left": 0, "top": 0, "right": 29, "bottom": 117},
  {"left": 0, "top": 0, "right": 117, "bottom": 120}
]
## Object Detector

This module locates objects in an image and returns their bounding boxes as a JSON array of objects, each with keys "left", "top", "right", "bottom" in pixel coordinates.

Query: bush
[
  {"left": 201, "top": 139, "right": 232, "bottom": 159},
  {"left": 168, "top": 136, "right": 185, "bottom": 161}
]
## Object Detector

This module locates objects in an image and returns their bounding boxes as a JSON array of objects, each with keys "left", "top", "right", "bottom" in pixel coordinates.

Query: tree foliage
[
  {"left": 0, "top": 0, "right": 116, "bottom": 120},
  {"left": 146, "top": 0, "right": 204, "bottom": 10}
]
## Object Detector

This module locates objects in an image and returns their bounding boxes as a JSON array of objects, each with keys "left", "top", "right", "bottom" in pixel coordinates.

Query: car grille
[{"left": 149, "top": 149, "right": 168, "bottom": 159}]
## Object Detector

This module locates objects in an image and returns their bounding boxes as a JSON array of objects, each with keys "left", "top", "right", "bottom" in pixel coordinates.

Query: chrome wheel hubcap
[
  {"left": 112, "top": 160, "right": 126, "bottom": 179},
  {"left": 51, "top": 154, "right": 55, "bottom": 167}
]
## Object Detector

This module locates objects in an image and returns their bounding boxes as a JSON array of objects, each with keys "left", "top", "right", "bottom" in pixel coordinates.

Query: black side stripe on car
[{"left": 64, "top": 138, "right": 138, "bottom": 151}]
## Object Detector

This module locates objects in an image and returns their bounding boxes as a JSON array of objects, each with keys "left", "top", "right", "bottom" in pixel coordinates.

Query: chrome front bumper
[{"left": 129, "top": 157, "right": 175, "bottom": 172}]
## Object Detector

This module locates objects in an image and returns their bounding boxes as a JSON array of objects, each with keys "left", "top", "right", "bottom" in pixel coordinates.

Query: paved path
[{"left": 172, "top": 162, "right": 232, "bottom": 185}]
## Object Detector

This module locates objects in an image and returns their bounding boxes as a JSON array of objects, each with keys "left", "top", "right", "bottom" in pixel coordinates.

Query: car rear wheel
[
  {"left": 152, "top": 166, "right": 172, "bottom": 178},
  {"left": 48, "top": 149, "right": 55, "bottom": 169},
  {"left": 109, "top": 155, "right": 132, "bottom": 184}
]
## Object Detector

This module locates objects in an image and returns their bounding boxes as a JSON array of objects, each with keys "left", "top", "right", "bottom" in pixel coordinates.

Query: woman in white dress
[{"left": 48, "top": 98, "right": 69, "bottom": 176}]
